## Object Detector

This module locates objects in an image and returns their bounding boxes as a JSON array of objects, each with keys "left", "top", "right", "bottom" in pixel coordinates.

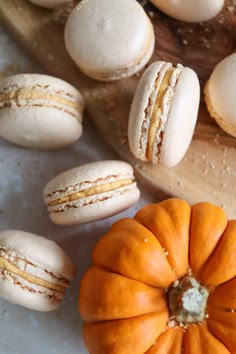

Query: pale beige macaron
[
  {"left": 64, "top": 0, "right": 155, "bottom": 81},
  {"left": 128, "top": 61, "right": 200, "bottom": 167},
  {"left": 150, "top": 0, "right": 224, "bottom": 22},
  {"left": 28, "top": 0, "right": 72, "bottom": 8},
  {"left": 44, "top": 160, "right": 140, "bottom": 225},
  {"left": 205, "top": 53, "right": 236, "bottom": 138},
  {"left": 0, "top": 73, "right": 84, "bottom": 149},
  {"left": 0, "top": 230, "right": 75, "bottom": 311}
]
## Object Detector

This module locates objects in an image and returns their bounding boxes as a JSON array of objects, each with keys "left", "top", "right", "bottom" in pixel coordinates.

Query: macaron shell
[
  {"left": 64, "top": 0, "right": 155, "bottom": 80},
  {"left": 0, "top": 73, "right": 84, "bottom": 100},
  {"left": 128, "top": 61, "right": 172, "bottom": 161},
  {"left": 44, "top": 160, "right": 135, "bottom": 200},
  {"left": 204, "top": 53, "right": 236, "bottom": 137},
  {"left": 150, "top": 0, "right": 224, "bottom": 22},
  {"left": 159, "top": 67, "right": 200, "bottom": 167},
  {"left": 0, "top": 230, "right": 75, "bottom": 280},
  {"left": 0, "top": 106, "right": 82, "bottom": 149},
  {"left": 29, "top": 0, "right": 71, "bottom": 8},
  {"left": 0, "top": 277, "right": 61, "bottom": 311},
  {"left": 49, "top": 184, "right": 140, "bottom": 225},
  {"left": 0, "top": 73, "right": 84, "bottom": 149}
]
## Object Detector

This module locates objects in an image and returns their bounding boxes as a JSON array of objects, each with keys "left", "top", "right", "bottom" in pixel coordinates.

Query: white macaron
[
  {"left": 150, "top": 0, "right": 224, "bottom": 23},
  {"left": 0, "top": 73, "right": 84, "bottom": 149},
  {"left": 128, "top": 61, "right": 200, "bottom": 167},
  {"left": 0, "top": 230, "right": 75, "bottom": 311},
  {"left": 44, "top": 160, "right": 140, "bottom": 225},
  {"left": 205, "top": 53, "right": 236, "bottom": 137},
  {"left": 64, "top": 0, "right": 155, "bottom": 81}
]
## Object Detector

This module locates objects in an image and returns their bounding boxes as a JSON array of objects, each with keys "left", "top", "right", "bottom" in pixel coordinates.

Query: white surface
[{"left": 0, "top": 24, "right": 154, "bottom": 353}]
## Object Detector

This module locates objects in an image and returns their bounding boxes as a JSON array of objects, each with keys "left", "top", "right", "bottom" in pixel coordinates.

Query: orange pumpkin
[{"left": 79, "top": 198, "right": 236, "bottom": 354}]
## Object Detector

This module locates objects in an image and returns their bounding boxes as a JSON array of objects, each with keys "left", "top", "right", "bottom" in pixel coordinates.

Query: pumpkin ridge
[
  {"left": 199, "top": 220, "right": 236, "bottom": 287},
  {"left": 92, "top": 217, "right": 176, "bottom": 288},
  {"left": 184, "top": 321, "right": 231, "bottom": 354},
  {"left": 206, "top": 320, "right": 232, "bottom": 353},
  {"left": 134, "top": 216, "right": 177, "bottom": 277},
  {"left": 79, "top": 266, "right": 169, "bottom": 323},
  {"left": 189, "top": 202, "right": 228, "bottom": 279},
  {"left": 95, "top": 264, "right": 167, "bottom": 291},
  {"left": 135, "top": 199, "right": 191, "bottom": 278}
]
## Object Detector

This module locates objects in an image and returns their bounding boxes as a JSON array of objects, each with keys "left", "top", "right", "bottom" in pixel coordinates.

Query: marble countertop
[{"left": 0, "top": 23, "right": 155, "bottom": 354}]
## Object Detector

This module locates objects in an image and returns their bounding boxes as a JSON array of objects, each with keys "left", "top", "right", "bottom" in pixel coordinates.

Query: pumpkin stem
[{"left": 168, "top": 276, "right": 209, "bottom": 324}]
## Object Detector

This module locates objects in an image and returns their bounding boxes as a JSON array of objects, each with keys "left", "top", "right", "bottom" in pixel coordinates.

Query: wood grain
[{"left": 0, "top": 0, "right": 236, "bottom": 216}]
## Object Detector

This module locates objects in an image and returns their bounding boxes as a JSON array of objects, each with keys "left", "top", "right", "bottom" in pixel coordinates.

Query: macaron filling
[
  {"left": 0, "top": 248, "right": 70, "bottom": 299},
  {"left": 47, "top": 178, "right": 134, "bottom": 207},
  {"left": 142, "top": 64, "right": 183, "bottom": 163},
  {"left": 0, "top": 86, "right": 83, "bottom": 120}
]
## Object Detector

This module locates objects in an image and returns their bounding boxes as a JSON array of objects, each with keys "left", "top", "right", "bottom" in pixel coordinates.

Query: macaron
[
  {"left": 28, "top": 0, "right": 72, "bottom": 8},
  {"left": 205, "top": 53, "right": 236, "bottom": 138},
  {"left": 64, "top": 0, "right": 155, "bottom": 81},
  {"left": 0, "top": 230, "right": 75, "bottom": 311},
  {"left": 44, "top": 160, "right": 140, "bottom": 225},
  {"left": 0, "top": 73, "right": 84, "bottom": 149},
  {"left": 128, "top": 61, "right": 200, "bottom": 167},
  {"left": 150, "top": 0, "right": 224, "bottom": 23}
]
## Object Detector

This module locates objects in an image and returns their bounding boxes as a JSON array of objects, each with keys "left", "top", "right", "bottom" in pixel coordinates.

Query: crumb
[
  {"left": 51, "top": 1, "right": 77, "bottom": 24},
  {"left": 148, "top": 11, "right": 155, "bottom": 18}
]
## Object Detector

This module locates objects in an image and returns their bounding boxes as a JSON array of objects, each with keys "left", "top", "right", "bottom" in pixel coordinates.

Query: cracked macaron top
[
  {"left": 0, "top": 73, "right": 85, "bottom": 149},
  {"left": 44, "top": 160, "right": 140, "bottom": 225},
  {"left": 128, "top": 61, "right": 200, "bottom": 168},
  {"left": 0, "top": 230, "right": 75, "bottom": 311},
  {"left": 65, "top": 0, "right": 155, "bottom": 81}
]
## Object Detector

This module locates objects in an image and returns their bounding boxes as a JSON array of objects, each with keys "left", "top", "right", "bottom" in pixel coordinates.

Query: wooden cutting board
[{"left": 0, "top": 0, "right": 236, "bottom": 217}]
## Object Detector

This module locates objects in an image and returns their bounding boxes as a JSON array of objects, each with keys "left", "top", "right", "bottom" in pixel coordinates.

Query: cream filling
[
  {"left": 0, "top": 257, "right": 66, "bottom": 293},
  {"left": 146, "top": 65, "right": 183, "bottom": 163},
  {"left": 0, "top": 88, "right": 83, "bottom": 119},
  {"left": 139, "top": 62, "right": 171, "bottom": 157},
  {"left": 48, "top": 179, "right": 134, "bottom": 207},
  {"left": 147, "top": 68, "right": 175, "bottom": 160}
]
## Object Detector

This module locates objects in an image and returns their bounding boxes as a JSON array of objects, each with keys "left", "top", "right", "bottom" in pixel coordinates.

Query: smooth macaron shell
[
  {"left": 44, "top": 160, "right": 140, "bottom": 225},
  {"left": 128, "top": 61, "right": 200, "bottom": 167},
  {"left": 150, "top": 0, "right": 224, "bottom": 22},
  {"left": 64, "top": 0, "right": 155, "bottom": 81},
  {"left": 0, "top": 230, "right": 75, "bottom": 311},
  {"left": 28, "top": 0, "right": 71, "bottom": 8},
  {"left": 0, "top": 74, "right": 84, "bottom": 149},
  {"left": 205, "top": 53, "right": 236, "bottom": 137}
]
